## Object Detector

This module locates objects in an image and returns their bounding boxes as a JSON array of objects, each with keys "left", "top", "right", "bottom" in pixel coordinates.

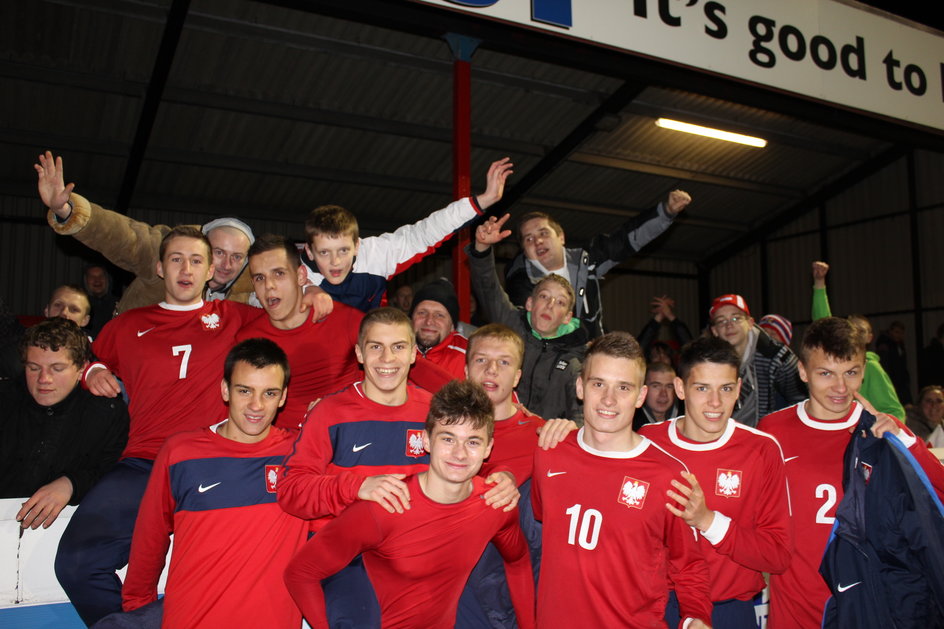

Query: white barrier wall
[{"left": 0, "top": 499, "right": 169, "bottom": 610}]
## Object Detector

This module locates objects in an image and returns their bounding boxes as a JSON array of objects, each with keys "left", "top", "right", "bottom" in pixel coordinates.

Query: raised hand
[
  {"left": 34, "top": 151, "right": 75, "bottom": 218},
  {"left": 812, "top": 261, "right": 830, "bottom": 289},
  {"left": 475, "top": 157, "right": 514, "bottom": 210},
  {"left": 474, "top": 213, "right": 513, "bottom": 252},
  {"left": 666, "top": 189, "right": 692, "bottom": 216},
  {"left": 650, "top": 295, "right": 677, "bottom": 322}
]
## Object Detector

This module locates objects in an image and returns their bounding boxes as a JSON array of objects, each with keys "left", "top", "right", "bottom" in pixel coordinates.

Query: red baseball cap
[{"left": 710, "top": 294, "right": 751, "bottom": 319}]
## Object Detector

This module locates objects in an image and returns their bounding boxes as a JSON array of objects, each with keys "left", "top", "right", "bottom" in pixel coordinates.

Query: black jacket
[
  {"left": 0, "top": 379, "right": 129, "bottom": 502},
  {"left": 820, "top": 411, "right": 944, "bottom": 628},
  {"left": 467, "top": 244, "right": 588, "bottom": 421}
]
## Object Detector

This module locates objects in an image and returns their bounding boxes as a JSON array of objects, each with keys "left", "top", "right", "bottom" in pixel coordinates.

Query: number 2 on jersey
[
  {"left": 565, "top": 504, "right": 602, "bottom": 550},
  {"left": 815, "top": 483, "right": 837, "bottom": 524},
  {"left": 172, "top": 344, "right": 192, "bottom": 379}
]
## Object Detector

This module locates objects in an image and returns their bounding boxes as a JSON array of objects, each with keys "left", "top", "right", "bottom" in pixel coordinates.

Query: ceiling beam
[
  {"left": 702, "top": 145, "right": 910, "bottom": 268},
  {"left": 0, "top": 61, "right": 547, "bottom": 158},
  {"left": 115, "top": 0, "right": 191, "bottom": 213},
  {"left": 568, "top": 152, "right": 805, "bottom": 199},
  {"left": 521, "top": 196, "right": 750, "bottom": 233},
  {"left": 494, "top": 80, "right": 649, "bottom": 214}
]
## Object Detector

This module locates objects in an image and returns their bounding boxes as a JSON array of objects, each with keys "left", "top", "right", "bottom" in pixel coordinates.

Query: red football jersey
[
  {"left": 236, "top": 302, "right": 363, "bottom": 427},
  {"left": 532, "top": 430, "right": 712, "bottom": 628},
  {"left": 285, "top": 474, "right": 535, "bottom": 629},
  {"left": 481, "top": 407, "right": 546, "bottom": 485},
  {"left": 758, "top": 402, "right": 860, "bottom": 629},
  {"left": 641, "top": 417, "right": 793, "bottom": 602},
  {"left": 92, "top": 300, "right": 262, "bottom": 459},
  {"left": 122, "top": 425, "right": 308, "bottom": 629},
  {"left": 277, "top": 383, "right": 432, "bottom": 530}
]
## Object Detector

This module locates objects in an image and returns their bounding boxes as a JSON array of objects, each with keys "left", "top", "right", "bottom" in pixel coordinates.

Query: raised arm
[
  {"left": 590, "top": 189, "right": 691, "bottom": 275},
  {"left": 465, "top": 214, "right": 524, "bottom": 329},
  {"left": 346, "top": 158, "right": 515, "bottom": 282},
  {"left": 811, "top": 261, "right": 833, "bottom": 320},
  {"left": 37, "top": 151, "right": 172, "bottom": 284}
]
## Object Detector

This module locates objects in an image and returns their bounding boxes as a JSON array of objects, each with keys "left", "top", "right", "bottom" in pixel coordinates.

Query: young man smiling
[
  {"left": 758, "top": 317, "right": 944, "bottom": 629},
  {"left": 284, "top": 379, "right": 535, "bottom": 629},
  {"left": 532, "top": 332, "right": 712, "bottom": 629},
  {"left": 640, "top": 336, "right": 792, "bottom": 628},
  {"left": 467, "top": 213, "right": 588, "bottom": 420},
  {"left": 55, "top": 226, "right": 263, "bottom": 626},
  {"left": 120, "top": 338, "right": 308, "bottom": 628},
  {"left": 278, "top": 308, "right": 518, "bottom": 627}
]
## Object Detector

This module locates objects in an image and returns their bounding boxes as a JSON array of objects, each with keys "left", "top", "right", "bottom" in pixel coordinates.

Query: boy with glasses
[{"left": 709, "top": 294, "right": 806, "bottom": 426}]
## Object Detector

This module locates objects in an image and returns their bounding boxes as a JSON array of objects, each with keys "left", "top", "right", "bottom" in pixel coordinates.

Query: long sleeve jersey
[
  {"left": 640, "top": 417, "right": 793, "bottom": 602},
  {"left": 284, "top": 474, "right": 535, "bottom": 629},
  {"left": 122, "top": 425, "right": 308, "bottom": 628},
  {"left": 277, "top": 382, "right": 432, "bottom": 529}
]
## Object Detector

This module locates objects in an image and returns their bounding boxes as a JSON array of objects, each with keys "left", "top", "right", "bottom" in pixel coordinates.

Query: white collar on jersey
[
  {"left": 576, "top": 427, "right": 652, "bottom": 459},
  {"left": 667, "top": 416, "right": 737, "bottom": 451},
  {"left": 797, "top": 400, "right": 862, "bottom": 431},
  {"left": 158, "top": 300, "right": 205, "bottom": 312}
]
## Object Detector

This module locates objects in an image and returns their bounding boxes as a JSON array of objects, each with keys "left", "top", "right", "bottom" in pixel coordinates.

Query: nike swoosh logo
[
  {"left": 352, "top": 443, "right": 372, "bottom": 452},
  {"left": 784, "top": 456, "right": 799, "bottom": 462},
  {"left": 517, "top": 420, "right": 531, "bottom": 425},
  {"left": 137, "top": 328, "right": 155, "bottom": 337},
  {"left": 198, "top": 482, "right": 221, "bottom": 493},
  {"left": 837, "top": 582, "right": 861, "bottom": 593},
  {"left": 546, "top": 471, "right": 567, "bottom": 477}
]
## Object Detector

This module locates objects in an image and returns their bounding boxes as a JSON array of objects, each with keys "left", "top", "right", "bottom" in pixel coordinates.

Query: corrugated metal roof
[{"left": 0, "top": 0, "right": 932, "bottom": 274}]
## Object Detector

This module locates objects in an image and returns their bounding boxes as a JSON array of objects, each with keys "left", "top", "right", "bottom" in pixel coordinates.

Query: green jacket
[{"left": 812, "top": 287, "right": 905, "bottom": 419}]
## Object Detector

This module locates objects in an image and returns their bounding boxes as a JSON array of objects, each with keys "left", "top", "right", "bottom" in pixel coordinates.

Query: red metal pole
[{"left": 446, "top": 33, "right": 479, "bottom": 324}]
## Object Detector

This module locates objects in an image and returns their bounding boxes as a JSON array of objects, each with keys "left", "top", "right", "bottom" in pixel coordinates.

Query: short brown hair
[
  {"left": 582, "top": 331, "right": 645, "bottom": 377},
  {"left": 305, "top": 205, "right": 359, "bottom": 244},
  {"left": 159, "top": 225, "right": 211, "bottom": 262},
  {"left": 21, "top": 318, "right": 90, "bottom": 367},
  {"left": 531, "top": 274, "right": 575, "bottom": 312},
  {"left": 467, "top": 324, "right": 525, "bottom": 369},
  {"left": 249, "top": 233, "right": 301, "bottom": 269},
  {"left": 358, "top": 307, "right": 414, "bottom": 346},
  {"left": 800, "top": 317, "right": 866, "bottom": 363},
  {"left": 517, "top": 211, "right": 563, "bottom": 244},
  {"left": 425, "top": 379, "right": 495, "bottom": 440},
  {"left": 646, "top": 361, "right": 675, "bottom": 377}
]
